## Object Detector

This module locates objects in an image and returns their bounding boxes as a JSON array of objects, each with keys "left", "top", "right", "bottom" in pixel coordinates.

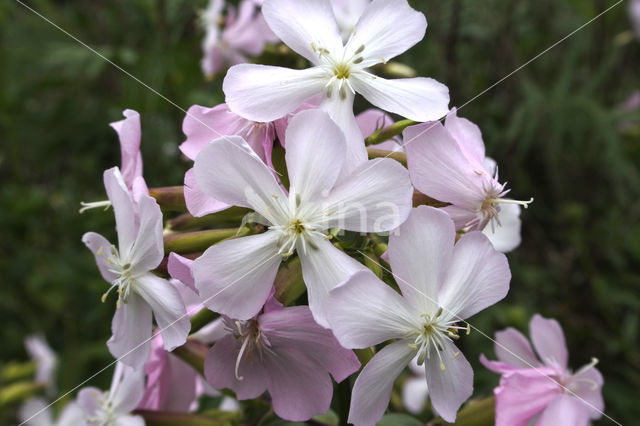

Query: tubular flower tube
[{"left": 326, "top": 206, "right": 511, "bottom": 424}]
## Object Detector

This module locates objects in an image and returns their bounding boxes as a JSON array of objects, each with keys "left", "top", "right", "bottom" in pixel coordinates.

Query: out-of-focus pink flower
[
  {"left": 402, "top": 358, "right": 428, "bottom": 414},
  {"left": 201, "top": 0, "right": 278, "bottom": 78},
  {"left": 77, "top": 362, "right": 146, "bottom": 426},
  {"left": 192, "top": 110, "right": 413, "bottom": 326},
  {"left": 82, "top": 167, "right": 190, "bottom": 368},
  {"left": 109, "top": 109, "right": 147, "bottom": 198},
  {"left": 405, "top": 108, "right": 532, "bottom": 232},
  {"left": 630, "top": 0, "right": 640, "bottom": 38},
  {"left": 24, "top": 335, "right": 57, "bottom": 393},
  {"left": 224, "top": 0, "right": 449, "bottom": 175},
  {"left": 480, "top": 314, "right": 604, "bottom": 426},
  {"left": 326, "top": 206, "right": 511, "bottom": 425},
  {"left": 204, "top": 294, "right": 360, "bottom": 422},
  {"left": 19, "top": 398, "right": 84, "bottom": 426}
]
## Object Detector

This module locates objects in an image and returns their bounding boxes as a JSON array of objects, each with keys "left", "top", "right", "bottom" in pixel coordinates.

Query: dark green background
[{"left": 1, "top": 0, "right": 638, "bottom": 424}]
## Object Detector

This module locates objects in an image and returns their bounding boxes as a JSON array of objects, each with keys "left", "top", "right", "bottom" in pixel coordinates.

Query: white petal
[
  {"left": 194, "top": 231, "right": 282, "bottom": 320},
  {"left": 326, "top": 270, "right": 417, "bottom": 348},
  {"left": 284, "top": 110, "right": 345, "bottom": 206},
  {"left": 193, "top": 135, "right": 288, "bottom": 225},
  {"left": 345, "top": 0, "right": 426, "bottom": 64},
  {"left": 297, "top": 236, "right": 366, "bottom": 327},
  {"left": 314, "top": 158, "right": 413, "bottom": 233},
  {"left": 482, "top": 204, "right": 522, "bottom": 253},
  {"left": 352, "top": 73, "right": 449, "bottom": 122},
  {"left": 107, "top": 293, "right": 152, "bottom": 369},
  {"left": 438, "top": 231, "right": 511, "bottom": 320},
  {"left": 55, "top": 401, "right": 85, "bottom": 425},
  {"left": 18, "top": 398, "right": 53, "bottom": 426},
  {"left": 103, "top": 167, "right": 137, "bottom": 257},
  {"left": 224, "top": 64, "right": 327, "bottom": 122},
  {"left": 388, "top": 206, "right": 455, "bottom": 315},
  {"left": 114, "top": 415, "right": 145, "bottom": 426},
  {"left": 348, "top": 340, "right": 416, "bottom": 426},
  {"left": 129, "top": 194, "right": 164, "bottom": 274},
  {"left": 424, "top": 339, "right": 473, "bottom": 423},
  {"left": 110, "top": 363, "right": 145, "bottom": 414},
  {"left": 262, "top": 0, "right": 343, "bottom": 63},
  {"left": 402, "top": 376, "right": 429, "bottom": 414},
  {"left": 82, "top": 232, "right": 117, "bottom": 283},
  {"left": 135, "top": 273, "right": 190, "bottom": 351}
]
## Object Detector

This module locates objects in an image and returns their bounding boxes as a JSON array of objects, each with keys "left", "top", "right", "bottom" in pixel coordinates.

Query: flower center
[
  {"left": 85, "top": 392, "right": 117, "bottom": 425},
  {"left": 467, "top": 174, "right": 534, "bottom": 230},
  {"left": 227, "top": 319, "right": 272, "bottom": 380},
  {"left": 270, "top": 193, "right": 328, "bottom": 258},
  {"left": 312, "top": 42, "right": 366, "bottom": 100},
  {"left": 408, "top": 308, "right": 470, "bottom": 370},
  {"left": 101, "top": 245, "right": 136, "bottom": 308}
]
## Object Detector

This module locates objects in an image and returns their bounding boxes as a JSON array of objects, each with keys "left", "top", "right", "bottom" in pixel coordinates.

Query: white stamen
[{"left": 79, "top": 200, "right": 112, "bottom": 214}]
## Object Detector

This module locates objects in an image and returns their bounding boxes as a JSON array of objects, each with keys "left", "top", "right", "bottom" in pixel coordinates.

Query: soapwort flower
[
  {"left": 193, "top": 109, "right": 413, "bottom": 326},
  {"left": 326, "top": 206, "right": 511, "bottom": 424},
  {"left": 223, "top": 0, "right": 449, "bottom": 173},
  {"left": 480, "top": 314, "right": 604, "bottom": 426},
  {"left": 83, "top": 167, "right": 190, "bottom": 368}
]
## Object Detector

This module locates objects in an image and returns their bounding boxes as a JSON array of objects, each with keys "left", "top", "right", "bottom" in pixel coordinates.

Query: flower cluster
[{"left": 15, "top": 1, "right": 606, "bottom": 426}]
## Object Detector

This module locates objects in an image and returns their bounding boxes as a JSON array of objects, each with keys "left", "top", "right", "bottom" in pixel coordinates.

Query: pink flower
[
  {"left": 223, "top": 0, "right": 449, "bottom": 174},
  {"left": 630, "top": 0, "right": 640, "bottom": 38},
  {"left": 192, "top": 109, "right": 413, "bottom": 326},
  {"left": 204, "top": 295, "right": 360, "bottom": 421},
  {"left": 326, "top": 206, "right": 511, "bottom": 425},
  {"left": 19, "top": 398, "right": 84, "bottom": 426},
  {"left": 405, "top": 108, "right": 532, "bottom": 232},
  {"left": 77, "top": 362, "right": 146, "bottom": 426},
  {"left": 24, "top": 335, "right": 57, "bottom": 393},
  {"left": 83, "top": 167, "right": 190, "bottom": 368},
  {"left": 480, "top": 314, "right": 604, "bottom": 426},
  {"left": 201, "top": 0, "right": 278, "bottom": 77}
]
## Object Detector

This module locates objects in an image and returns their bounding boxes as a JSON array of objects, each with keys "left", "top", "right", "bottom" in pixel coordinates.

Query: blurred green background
[{"left": 1, "top": 0, "right": 638, "bottom": 424}]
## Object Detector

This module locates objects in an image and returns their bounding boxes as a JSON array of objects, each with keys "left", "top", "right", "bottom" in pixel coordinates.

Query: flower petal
[
  {"left": 194, "top": 231, "right": 282, "bottom": 320},
  {"left": 129, "top": 194, "right": 164, "bottom": 274},
  {"left": 402, "top": 376, "right": 429, "bottom": 414},
  {"left": 104, "top": 167, "right": 137, "bottom": 257},
  {"left": 356, "top": 108, "right": 394, "bottom": 138},
  {"left": 482, "top": 204, "right": 522, "bottom": 253},
  {"left": 135, "top": 273, "right": 190, "bottom": 351},
  {"left": 184, "top": 168, "right": 229, "bottom": 218},
  {"left": 262, "top": 0, "right": 342, "bottom": 63},
  {"left": 224, "top": 64, "right": 327, "bottom": 122},
  {"left": 114, "top": 415, "right": 145, "bottom": 426},
  {"left": 167, "top": 252, "right": 196, "bottom": 292},
  {"left": 388, "top": 206, "right": 454, "bottom": 315},
  {"left": 77, "top": 387, "right": 103, "bottom": 418},
  {"left": 18, "top": 398, "right": 54, "bottom": 426},
  {"left": 345, "top": 0, "right": 426, "bottom": 64},
  {"left": 107, "top": 293, "right": 152, "bottom": 369},
  {"left": 536, "top": 394, "right": 591, "bottom": 426},
  {"left": 348, "top": 340, "right": 416, "bottom": 426},
  {"left": 315, "top": 158, "right": 413, "bottom": 233},
  {"left": 572, "top": 366, "right": 604, "bottom": 418},
  {"left": 494, "top": 327, "right": 540, "bottom": 369},
  {"left": 259, "top": 305, "right": 360, "bottom": 382},
  {"left": 297, "top": 236, "right": 367, "bottom": 328},
  {"left": 82, "top": 232, "right": 117, "bottom": 283},
  {"left": 193, "top": 135, "right": 288, "bottom": 224},
  {"left": 180, "top": 104, "right": 245, "bottom": 161},
  {"left": 326, "top": 270, "right": 417, "bottom": 348},
  {"left": 352, "top": 73, "right": 449, "bottom": 122},
  {"left": 110, "top": 109, "right": 142, "bottom": 188},
  {"left": 204, "top": 335, "right": 268, "bottom": 399},
  {"left": 424, "top": 340, "right": 473, "bottom": 423},
  {"left": 284, "top": 110, "right": 345, "bottom": 205},
  {"left": 444, "top": 108, "right": 485, "bottom": 164},
  {"left": 438, "top": 231, "right": 510, "bottom": 320},
  {"left": 111, "top": 363, "right": 146, "bottom": 414},
  {"left": 529, "top": 314, "right": 568, "bottom": 370}
]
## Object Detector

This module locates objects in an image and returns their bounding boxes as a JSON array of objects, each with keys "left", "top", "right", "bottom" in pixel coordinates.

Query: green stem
[
  {"left": 149, "top": 186, "right": 186, "bottom": 211},
  {"left": 366, "top": 148, "right": 407, "bottom": 166},
  {"left": 163, "top": 227, "right": 250, "bottom": 254},
  {"left": 0, "top": 362, "right": 36, "bottom": 384},
  {"left": 190, "top": 308, "right": 220, "bottom": 334},
  {"left": 135, "top": 409, "right": 240, "bottom": 426},
  {"left": 365, "top": 119, "right": 416, "bottom": 146},
  {"left": 167, "top": 207, "right": 251, "bottom": 231}
]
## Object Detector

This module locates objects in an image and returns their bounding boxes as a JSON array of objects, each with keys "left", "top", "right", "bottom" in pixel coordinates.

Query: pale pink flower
[
  {"left": 405, "top": 108, "right": 532, "bottom": 232},
  {"left": 19, "top": 398, "right": 84, "bottom": 426},
  {"left": 24, "top": 335, "right": 57, "bottom": 393},
  {"left": 402, "top": 358, "right": 428, "bottom": 414},
  {"left": 192, "top": 110, "right": 413, "bottom": 326},
  {"left": 204, "top": 294, "right": 360, "bottom": 422},
  {"left": 630, "top": 0, "right": 640, "bottom": 38},
  {"left": 201, "top": 0, "right": 278, "bottom": 77},
  {"left": 77, "top": 362, "right": 145, "bottom": 426},
  {"left": 480, "top": 314, "right": 604, "bottom": 426},
  {"left": 83, "top": 167, "right": 190, "bottom": 368},
  {"left": 326, "top": 206, "right": 511, "bottom": 424},
  {"left": 223, "top": 0, "right": 449, "bottom": 174}
]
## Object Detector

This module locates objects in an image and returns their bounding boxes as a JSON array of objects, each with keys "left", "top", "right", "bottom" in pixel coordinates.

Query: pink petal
[
  {"left": 135, "top": 274, "right": 190, "bottom": 351},
  {"left": 317, "top": 158, "right": 413, "bottom": 233},
  {"left": 194, "top": 231, "right": 282, "bottom": 320},
  {"left": 103, "top": 167, "right": 137, "bottom": 257},
  {"left": 424, "top": 339, "right": 473, "bottom": 423},
  {"left": 161, "top": 354, "right": 199, "bottom": 412},
  {"left": 297, "top": 236, "right": 366, "bottom": 327},
  {"left": 356, "top": 108, "right": 394, "bottom": 138},
  {"left": 224, "top": 0, "right": 270, "bottom": 55},
  {"left": 204, "top": 335, "right": 268, "bottom": 399},
  {"left": 352, "top": 73, "right": 449, "bottom": 122},
  {"left": 273, "top": 97, "right": 321, "bottom": 146},
  {"left": 494, "top": 327, "right": 540, "bottom": 369},
  {"left": 345, "top": 0, "right": 426, "bottom": 65},
  {"left": 110, "top": 109, "right": 142, "bottom": 189},
  {"left": 224, "top": 64, "right": 327, "bottom": 122},
  {"left": 444, "top": 108, "right": 485, "bottom": 164},
  {"left": 438, "top": 231, "right": 511, "bottom": 320},
  {"left": 167, "top": 252, "right": 196, "bottom": 293},
  {"left": 180, "top": 104, "right": 246, "bottom": 161},
  {"left": 258, "top": 305, "right": 360, "bottom": 382},
  {"left": 348, "top": 340, "right": 416, "bottom": 426},
  {"left": 388, "top": 206, "right": 454, "bottom": 314},
  {"left": 262, "top": 0, "right": 342, "bottom": 64},
  {"left": 128, "top": 194, "right": 164, "bottom": 274},
  {"left": 110, "top": 363, "right": 146, "bottom": 414},
  {"left": 536, "top": 395, "right": 591, "bottom": 426},
  {"left": 82, "top": 232, "right": 117, "bottom": 283},
  {"left": 530, "top": 314, "right": 569, "bottom": 371},
  {"left": 326, "top": 270, "right": 417, "bottom": 348},
  {"left": 284, "top": 110, "right": 346, "bottom": 204},
  {"left": 571, "top": 366, "right": 604, "bottom": 418},
  {"left": 183, "top": 168, "right": 229, "bottom": 218},
  {"left": 107, "top": 293, "right": 152, "bottom": 369}
]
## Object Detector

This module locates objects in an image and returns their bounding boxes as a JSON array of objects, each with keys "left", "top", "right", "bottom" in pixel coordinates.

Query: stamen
[
  {"left": 354, "top": 44, "right": 365, "bottom": 55},
  {"left": 234, "top": 335, "right": 251, "bottom": 381},
  {"left": 79, "top": 200, "right": 112, "bottom": 214},
  {"left": 487, "top": 197, "right": 535, "bottom": 209}
]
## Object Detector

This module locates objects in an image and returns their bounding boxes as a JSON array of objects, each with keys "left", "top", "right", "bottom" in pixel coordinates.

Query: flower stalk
[
  {"left": 163, "top": 227, "right": 251, "bottom": 254},
  {"left": 365, "top": 119, "right": 416, "bottom": 145}
]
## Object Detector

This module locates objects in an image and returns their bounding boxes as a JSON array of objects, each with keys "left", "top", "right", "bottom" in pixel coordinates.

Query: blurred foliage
[{"left": 1, "top": 0, "right": 638, "bottom": 424}]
